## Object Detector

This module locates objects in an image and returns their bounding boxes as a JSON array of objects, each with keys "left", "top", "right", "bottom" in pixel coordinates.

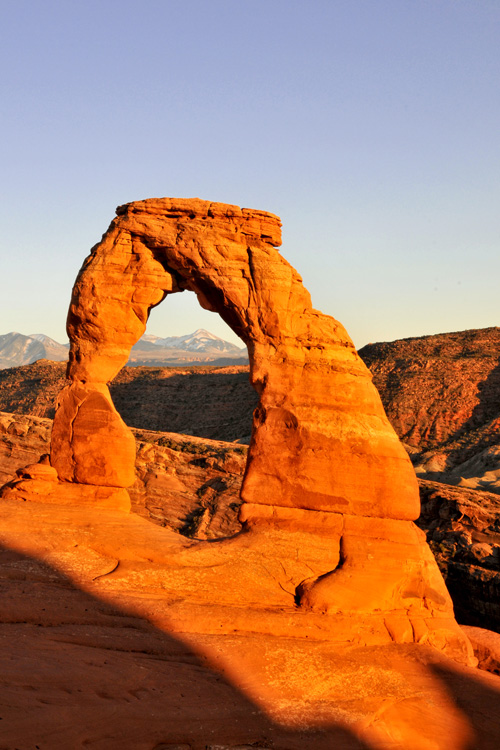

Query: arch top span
[{"left": 52, "top": 197, "right": 419, "bottom": 522}]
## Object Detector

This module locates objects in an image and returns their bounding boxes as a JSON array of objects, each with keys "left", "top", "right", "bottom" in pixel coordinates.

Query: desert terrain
[{"left": 0, "top": 199, "right": 499, "bottom": 749}]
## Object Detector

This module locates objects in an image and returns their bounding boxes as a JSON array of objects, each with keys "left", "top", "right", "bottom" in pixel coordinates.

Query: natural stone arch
[
  {"left": 50, "top": 197, "right": 419, "bottom": 522},
  {"left": 2, "top": 197, "right": 474, "bottom": 659}
]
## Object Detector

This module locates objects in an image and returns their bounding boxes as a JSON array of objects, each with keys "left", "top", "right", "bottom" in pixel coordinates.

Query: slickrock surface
[
  {"left": 1, "top": 498, "right": 500, "bottom": 749},
  {"left": 462, "top": 626, "right": 500, "bottom": 675},
  {"left": 0, "top": 411, "right": 245, "bottom": 539},
  {"left": 2, "top": 198, "right": 495, "bottom": 745},
  {"left": 359, "top": 328, "right": 500, "bottom": 493},
  {"left": 4, "top": 411, "right": 500, "bottom": 637}
]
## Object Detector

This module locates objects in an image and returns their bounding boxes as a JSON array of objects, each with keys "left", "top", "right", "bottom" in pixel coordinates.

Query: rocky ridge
[
  {"left": 359, "top": 327, "right": 500, "bottom": 493},
  {"left": 0, "top": 359, "right": 258, "bottom": 441}
]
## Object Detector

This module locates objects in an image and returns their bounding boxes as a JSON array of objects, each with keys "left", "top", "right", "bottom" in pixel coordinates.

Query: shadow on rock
[
  {"left": 429, "top": 662, "right": 500, "bottom": 750},
  {"left": 0, "top": 542, "right": 370, "bottom": 750}
]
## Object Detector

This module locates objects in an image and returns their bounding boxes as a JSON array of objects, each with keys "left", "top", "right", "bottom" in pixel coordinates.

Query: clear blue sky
[{"left": 1, "top": 0, "right": 499, "bottom": 348}]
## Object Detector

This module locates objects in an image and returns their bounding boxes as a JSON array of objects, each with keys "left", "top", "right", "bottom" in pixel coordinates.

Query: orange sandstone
[
  {"left": 56, "top": 198, "right": 418, "bottom": 518},
  {"left": 4, "top": 198, "right": 473, "bottom": 661}
]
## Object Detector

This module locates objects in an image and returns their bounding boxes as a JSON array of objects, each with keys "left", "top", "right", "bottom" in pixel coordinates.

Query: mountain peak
[{"left": 0, "top": 332, "right": 69, "bottom": 370}]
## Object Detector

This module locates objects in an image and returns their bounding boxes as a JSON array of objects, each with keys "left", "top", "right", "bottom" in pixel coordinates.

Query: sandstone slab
[{"left": 0, "top": 498, "right": 499, "bottom": 749}]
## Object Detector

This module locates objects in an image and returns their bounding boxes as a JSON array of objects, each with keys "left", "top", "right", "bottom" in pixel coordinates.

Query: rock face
[
  {"left": 359, "top": 328, "right": 500, "bottom": 493},
  {"left": 4, "top": 410, "right": 500, "bottom": 635},
  {"left": 110, "top": 364, "right": 257, "bottom": 441},
  {"left": 0, "top": 360, "right": 258, "bottom": 441},
  {"left": 2, "top": 499, "right": 499, "bottom": 750},
  {"left": 3, "top": 198, "right": 473, "bottom": 661},
  {"left": 55, "top": 198, "right": 418, "bottom": 519},
  {"left": 418, "top": 480, "right": 500, "bottom": 632},
  {"left": 0, "top": 411, "right": 52, "bottom": 486},
  {"left": 0, "top": 410, "right": 245, "bottom": 538}
]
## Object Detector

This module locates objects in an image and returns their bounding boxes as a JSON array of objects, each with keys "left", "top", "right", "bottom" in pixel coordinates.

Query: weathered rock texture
[
  {"left": 54, "top": 198, "right": 419, "bottom": 521},
  {"left": 4, "top": 198, "right": 472, "bottom": 660},
  {"left": 0, "top": 411, "right": 52, "bottom": 486},
  {"left": 0, "top": 359, "right": 257, "bottom": 441},
  {"left": 110, "top": 364, "right": 257, "bottom": 441},
  {"left": 2, "top": 500, "right": 500, "bottom": 749},
  {"left": 4, "top": 327, "right": 499, "bottom": 498},
  {"left": 418, "top": 480, "right": 500, "bottom": 632},
  {"left": 4, "top": 410, "right": 500, "bottom": 636},
  {"left": 0, "top": 411, "right": 246, "bottom": 537},
  {"left": 359, "top": 327, "right": 500, "bottom": 493}
]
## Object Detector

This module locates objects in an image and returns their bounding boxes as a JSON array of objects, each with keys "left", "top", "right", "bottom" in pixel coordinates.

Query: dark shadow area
[
  {"left": 429, "top": 663, "right": 500, "bottom": 750},
  {"left": 0, "top": 541, "right": 371, "bottom": 750},
  {"left": 417, "top": 479, "right": 500, "bottom": 635},
  {"left": 445, "top": 356, "right": 500, "bottom": 468},
  {"left": 446, "top": 563, "right": 500, "bottom": 635},
  {"left": 109, "top": 368, "right": 258, "bottom": 441}
]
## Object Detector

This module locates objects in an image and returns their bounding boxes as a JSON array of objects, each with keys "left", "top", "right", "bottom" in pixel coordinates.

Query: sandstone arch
[
  {"left": 1, "top": 198, "right": 474, "bottom": 660},
  {"left": 51, "top": 197, "right": 419, "bottom": 522}
]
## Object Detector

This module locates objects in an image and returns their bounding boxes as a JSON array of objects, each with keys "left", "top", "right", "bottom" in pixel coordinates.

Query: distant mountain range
[
  {"left": 127, "top": 328, "right": 248, "bottom": 366},
  {"left": 0, "top": 329, "right": 248, "bottom": 369},
  {"left": 0, "top": 333, "right": 69, "bottom": 369}
]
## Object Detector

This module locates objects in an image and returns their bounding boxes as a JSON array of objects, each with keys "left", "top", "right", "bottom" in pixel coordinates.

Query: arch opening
[
  {"left": 4, "top": 197, "right": 475, "bottom": 652},
  {"left": 50, "top": 197, "right": 420, "bottom": 523}
]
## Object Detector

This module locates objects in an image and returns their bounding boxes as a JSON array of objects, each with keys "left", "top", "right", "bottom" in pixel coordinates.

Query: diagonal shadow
[
  {"left": 429, "top": 662, "right": 500, "bottom": 750},
  {"left": 0, "top": 541, "right": 370, "bottom": 750}
]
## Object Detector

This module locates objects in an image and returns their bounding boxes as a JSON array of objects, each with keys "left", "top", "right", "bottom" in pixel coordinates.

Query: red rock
[
  {"left": 2, "top": 198, "right": 474, "bottom": 663},
  {"left": 462, "top": 625, "right": 500, "bottom": 674},
  {"left": 57, "top": 198, "right": 418, "bottom": 521},
  {"left": 0, "top": 497, "right": 497, "bottom": 748},
  {"left": 359, "top": 327, "right": 500, "bottom": 493}
]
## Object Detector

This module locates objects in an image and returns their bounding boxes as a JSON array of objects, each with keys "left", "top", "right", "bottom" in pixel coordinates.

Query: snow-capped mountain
[
  {"left": 128, "top": 329, "right": 248, "bottom": 366},
  {"left": 0, "top": 332, "right": 69, "bottom": 369},
  {"left": 136, "top": 329, "right": 244, "bottom": 354},
  {"left": 0, "top": 329, "right": 247, "bottom": 369}
]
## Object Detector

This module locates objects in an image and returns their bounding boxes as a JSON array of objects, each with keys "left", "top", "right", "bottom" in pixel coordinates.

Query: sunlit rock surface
[{"left": 2, "top": 199, "right": 497, "bottom": 747}]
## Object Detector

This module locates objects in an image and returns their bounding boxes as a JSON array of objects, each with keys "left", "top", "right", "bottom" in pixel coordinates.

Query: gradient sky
[{"left": 1, "top": 0, "right": 499, "bottom": 349}]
